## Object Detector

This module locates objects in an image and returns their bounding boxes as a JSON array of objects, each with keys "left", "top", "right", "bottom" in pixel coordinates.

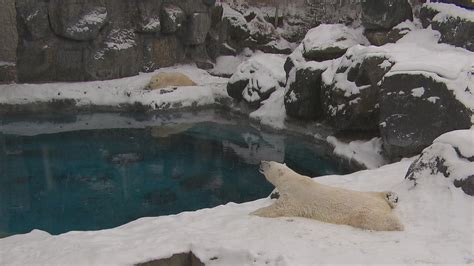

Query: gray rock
[
  {"left": 84, "top": 29, "right": 140, "bottom": 80},
  {"left": 405, "top": 130, "right": 474, "bottom": 196},
  {"left": 54, "top": 39, "right": 88, "bottom": 82},
  {"left": 17, "top": 39, "right": 56, "bottom": 82},
  {"left": 170, "top": 0, "right": 209, "bottom": 15},
  {"left": 227, "top": 78, "right": 249, "bottom": 101},
  {"left": 185, "top": 12, "right": 212, "bottom": 45},
  {"left": 139, "top": 35, "right": 158, "bottom": 73},
  {"left": 202, "top": 0, "right": 216, "bottom": 6},
  {"left": 323, "top": 53, "right": 393, "bottom": 131},
  {"left": 48, "top": 0, "right": 108, "bottom": 41},
  {"left": 285, "top": 62, "right": 327, "bottom": 120},
  {"left": 364, "top": 26, "right": 413, "bottom": 46},
  {"left": 245, "top": 15, "right": 278, "bottom": 46},
  {"left": 16, "top": 0, "right": 52, "bottom": 40},
  {"left": 362, "top": 0, "right": 413, "bottom": 30},
  {"left": 0, "top": 0, "right": 17, "bottom": 64},
  {"left": 152, "top": 35, "right": 185, "bottom": 67},
  {"left": 136, "top": 0, "right": 163, "bottom": 33},
  {"left": 187, "top": 45, "right": 213, "bottom": 70},
  {"left": 380, "top": 73, "right": 472, "bottom": 159},
  {"left": 161, "top": 4, "right": 186, "bottom": 34},
  {"left": 0, "top": 64, "right": 16, "bottom": 84}
]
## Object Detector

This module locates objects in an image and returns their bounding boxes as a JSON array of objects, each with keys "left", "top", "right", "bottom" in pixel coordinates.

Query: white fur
[{"left": 252, "top": 161, "right": 404, "bottom": 231}]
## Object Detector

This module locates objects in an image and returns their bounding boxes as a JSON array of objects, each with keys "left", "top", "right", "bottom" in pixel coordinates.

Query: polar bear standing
[{"left": 252, "top": 161, "right": 404, "bottom": 231}]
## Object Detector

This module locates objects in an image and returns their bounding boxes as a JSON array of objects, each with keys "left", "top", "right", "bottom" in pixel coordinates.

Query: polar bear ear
[{"left": 283, "top": 162, "right": 287, "bottom": 166}]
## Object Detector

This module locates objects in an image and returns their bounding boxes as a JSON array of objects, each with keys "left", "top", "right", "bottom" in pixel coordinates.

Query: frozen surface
[{"left": 0, "top": 157, "right": 472, "bottom": 265}]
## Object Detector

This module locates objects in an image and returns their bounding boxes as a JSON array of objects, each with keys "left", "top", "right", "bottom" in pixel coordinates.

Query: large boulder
[
  {"left": 16, "top": 0, "right": 52, "bottom": 40},
  {"left": 152, "top": 35, "right": 185, "bottom": 68},
  {"left": 227, "top": 54, "right": 286, "bottom": 106},
  {"left": 405, "top": 130, "right": 474, "bottom": 196},
  {"left": 48, "top": 0, "right": 108, "bottom": 41},
  {"left": 0, "top": 0, "right": 17, "bottom": 65},
  {"left": 171, "top": 0, "right": 209, "bottom": 15},
  {"left": 85, "top": 29, "right": 140, "bottom": 80},
  {"left": 222, "top": 4, "right": 250, "bottom": 42},
  {"left": 0, "top": 63, "right": 16, "bottom": 84},
  {"left": 16, "top": 39, "right": 57, "bottom": 82},
  {"left": 361, "top": 0, "right": 413, "bottom": 30},
  {"left": 136, "top": 0, "right": 163, "bottom": 33},
  {"left": 161, "top": 4, "right": 186, "bottom": 34},
  {"left": 244, "top": 14, "right": 279, "bottom": 46},
  {"left": 185, "top": 12, "right": 212, "bottom": 45},
  {"left": 364, "top": 20, "right": 416, "bottom": 46},
  {"left": 284, "top": 61, "right": 330, "bottom": 120},
  {"left": 301, "top": 24, "right": 368, "bottom": 62},
  {"left": 419, "top": 3, "right": 474, "bottom": 52},
  {"left": 380, "top": 73, "right": 473, "bottom": 159},
  {"left": 322, "top": 47, "right": 394, "bottom": 131}
]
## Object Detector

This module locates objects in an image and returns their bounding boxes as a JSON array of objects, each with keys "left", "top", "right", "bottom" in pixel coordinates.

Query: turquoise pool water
[{"left": 0, "top": 113, "right": 351, "bottom": 236}]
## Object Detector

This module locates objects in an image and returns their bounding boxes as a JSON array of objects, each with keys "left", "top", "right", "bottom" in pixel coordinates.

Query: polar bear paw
[{"left": 385, "top": 192, "right": 399, "bottom": 209}]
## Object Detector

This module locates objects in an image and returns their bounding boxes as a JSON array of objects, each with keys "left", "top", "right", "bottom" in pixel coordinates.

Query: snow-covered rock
[
  {"left": 364, "top": 20, "right": 416, "bottom": 46},
  {"left": 322, "top": 46, "right": 393, "bottom": 131},
  {"left": 48, "top": 0, "right": 108, "bottom": 41},
  {"left": 160, "top": 4, "right": 186, "bottom": 34},
  {"left": 227, "top": 53, "right": 286, "bottom": 106},
  {"left": 420, "top": 2, "right": 474, "bottom": 51},
  {"left": 85, "top": 28, "right": 140, "bottom": 80},
  {"left": 301, "top": 24, "right": 368, "bottom": 62},
  {"left": 406, "top": 129, "right": 474, "bottom": 196},
  {"left": 380, "top": 72, "right": 473, "bottom": 159},
  {"left": 284, "top": 61, "right": 331, "bottom": 120},
  {"left": 136, "top": 0, "right": 161, "bottom": 33}
]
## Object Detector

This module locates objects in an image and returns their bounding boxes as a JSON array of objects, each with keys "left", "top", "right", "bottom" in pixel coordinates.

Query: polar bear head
[{"left": 260, "top": 161, "right": 291, "bottom": 187}]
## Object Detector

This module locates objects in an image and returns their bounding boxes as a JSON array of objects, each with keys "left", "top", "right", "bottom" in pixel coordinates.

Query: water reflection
[{"left": 0, "top": 113, "right": 351, "bottom": 236}]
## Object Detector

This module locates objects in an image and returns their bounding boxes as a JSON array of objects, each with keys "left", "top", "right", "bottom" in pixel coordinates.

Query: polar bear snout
[{"left": 260, "top": 161, "right": 271, "bottom": 174}]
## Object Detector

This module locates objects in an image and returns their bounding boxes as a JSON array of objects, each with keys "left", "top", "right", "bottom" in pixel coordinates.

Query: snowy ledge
[
  {"left": 0, "top": 65, "right": 229, "bottom": 113},
  {"left": 0, "top": 158, "right": 472, "bottom": 265}
]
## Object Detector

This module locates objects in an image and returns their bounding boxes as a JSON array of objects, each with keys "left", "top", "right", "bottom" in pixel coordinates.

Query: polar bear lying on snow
[{"left": 252, "top": 161, "right": 403, "bottom": 231}]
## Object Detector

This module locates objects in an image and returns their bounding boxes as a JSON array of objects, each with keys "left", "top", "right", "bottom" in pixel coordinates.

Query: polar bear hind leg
[{"left": 384, "top": 191, "right": 399, "bottom": 209}]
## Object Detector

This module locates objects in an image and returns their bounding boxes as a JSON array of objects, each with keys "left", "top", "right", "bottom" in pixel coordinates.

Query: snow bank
[
  {"left": 326, "top": 136, "right": 387, "bottom": 169},
  {"left": 1, "top": 158, "right": 472, "bottom": 265},
  {"left": 434, "top": 129, "right": 474, "bottom": 158},
  {"left": 209, "top": 55, "right": 247, "bottom": 77}
]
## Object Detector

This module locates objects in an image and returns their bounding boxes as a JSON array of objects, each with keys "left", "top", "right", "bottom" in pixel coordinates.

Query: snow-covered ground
[
  {"left": 1, "top": 158, "right": 472, "bottom": 265},
  {"left": 326, "top": 136, "right": 387, "bottom": 169}
]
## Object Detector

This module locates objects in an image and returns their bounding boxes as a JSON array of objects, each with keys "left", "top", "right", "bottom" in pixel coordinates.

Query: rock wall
[
  {"left": 0, "top": 0, "right": 18, "bottom": 83},
  {"left": 0, "top": 0, "right": 17, "bottom": 63},
  {"left": 15, "top": 0, "right": 216, "bottom": 83}
]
